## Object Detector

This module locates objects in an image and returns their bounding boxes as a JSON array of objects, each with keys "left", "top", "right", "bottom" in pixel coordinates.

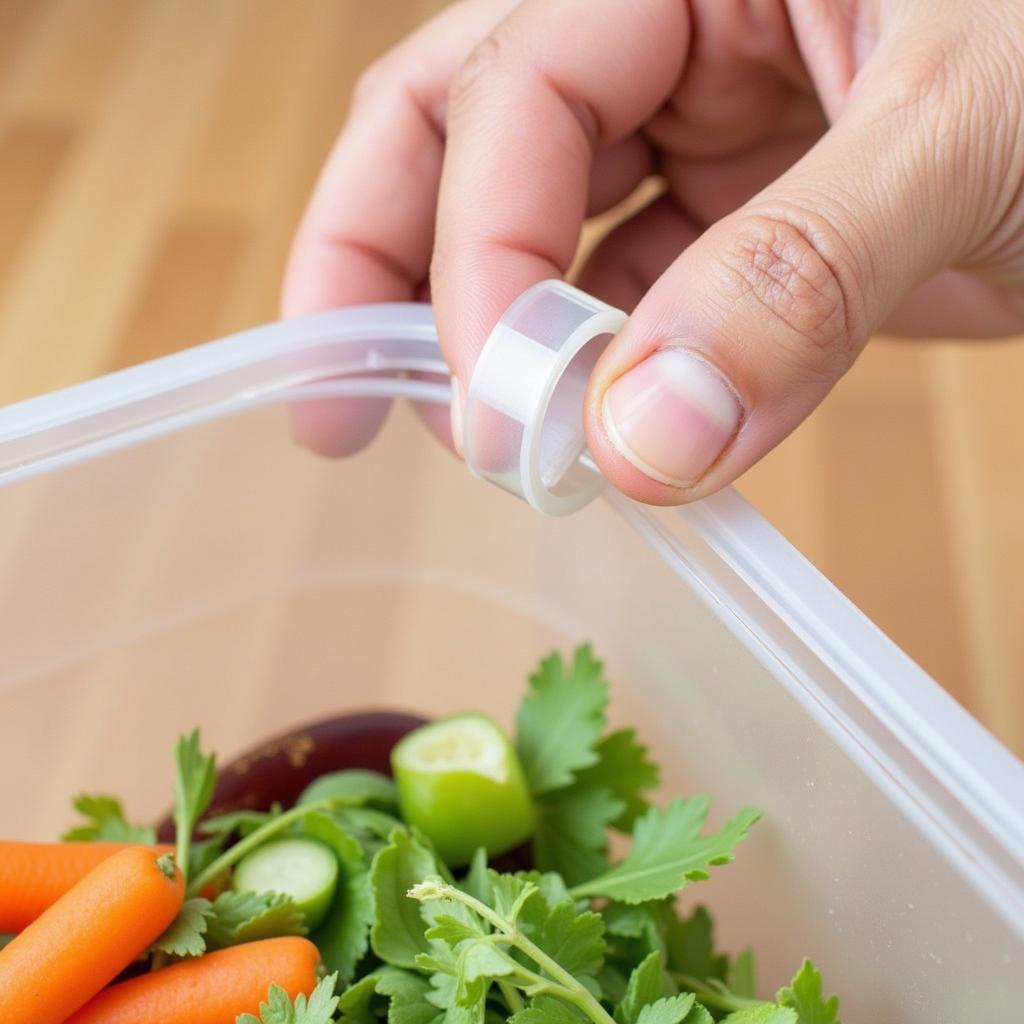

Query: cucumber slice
[
  {"left": 391, "top": 713, "right": 535, "bottom": 866},
  {"left": 231, "top": 836, "right": 339, "bottom": 930}
]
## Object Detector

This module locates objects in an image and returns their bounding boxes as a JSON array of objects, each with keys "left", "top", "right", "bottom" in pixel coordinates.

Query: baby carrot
[
  {"left": 0, "top": 840, "right": 174, "bottom": 931},
  {"left": 0, "top": 846, "right": 184, "bottom": 1024},
  {"left": 65, "top": 936, "right": 321, "bottom": 1024}
]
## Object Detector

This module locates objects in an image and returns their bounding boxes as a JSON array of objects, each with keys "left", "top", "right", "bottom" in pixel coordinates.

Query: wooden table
[{"left": 0, "top": 0, "right": 1021, "bottom": 758}]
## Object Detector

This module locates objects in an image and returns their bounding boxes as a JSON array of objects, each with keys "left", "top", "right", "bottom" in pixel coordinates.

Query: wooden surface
[{"left": 0, "top": 0, "right": 1021, "bottom": 757}]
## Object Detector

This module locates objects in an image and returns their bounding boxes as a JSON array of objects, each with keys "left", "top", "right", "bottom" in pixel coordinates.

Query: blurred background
[{"left": 0, "top": 0, "right": 1020, "bottom": 756}]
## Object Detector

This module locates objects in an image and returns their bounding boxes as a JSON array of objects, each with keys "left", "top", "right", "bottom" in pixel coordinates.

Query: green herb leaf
[
  {"left": 206, "top": 890, "right": 307, "bottom": 948},
  {"left": 333, "top": 806, "right": 406, "bottom": 861},
  {"left": 615, "top": 951, "right": 674, "bottom": 1024},
  {"left": 724, "top": 1007, "right": 797, "bottom": 1024},
  {"left": 727, "top": 949, "right": 757, "bottom": 1000},
  {"left": 572, "top": 730, "right": 660, "bottom": 832},
  {"left": 409, "top": 875, "right": 612, "bottom": 1024},
  {"left": 149, "top": 897, "right": 213, "bottom": 958},
  {"left": 199, "top": 808, "right": 279, "bottom": 839},
  {"left": 775, "top": 961, "right": 841, "bottom": 1024},
  {"left": 572, "top": 799, "right": 761, "bottom": 904},
  {"left": 529, "top": 898, "right": 607, "bottom": 981},
  {"left": 62, "top": 794, "right": 156, "bottom": 844},
  {"left": 665, "top": 906, "right": 728, "bottom": 982},
  {"left": 516, "top": 645, "right": 609, "bottom": 795},
  {"left": 510, "top": 995, "right": 588, "bottom": 1023},
  {"left": 339, "top": 967, "right": 442, "bottom": 1024},
  {"left": 603, "top": 900, "right": 671, "bottom": 962},
  {"left": 533, "top": 786, "right": 623, "bottom": 886},
  {"left": 298, "top": 770, "right": 399, "bottom": 811},
  {"left": 635, "top": 995, "right": 709, "bottom": 1024},
  {"left": 237, "top": 972, "right": 340, "bottom": 1024},
  {"left": 173, "top": 729, "right": 217, "bottom": 885},
  {"left": 370, "top": 828, "right": 440, "bottom": 967}
]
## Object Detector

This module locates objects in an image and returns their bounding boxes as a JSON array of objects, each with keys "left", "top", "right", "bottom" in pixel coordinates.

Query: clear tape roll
[{"left": 462, "top": 280, "right": 627, "bottom": 516}]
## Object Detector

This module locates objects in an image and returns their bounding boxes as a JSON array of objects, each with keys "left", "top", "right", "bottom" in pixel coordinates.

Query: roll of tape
[{"left": 463, "top": 279, "right": 627, "bottom": 516}]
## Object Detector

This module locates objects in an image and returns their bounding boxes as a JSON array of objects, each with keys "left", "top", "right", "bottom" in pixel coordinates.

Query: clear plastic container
[{"left": 0, "top": 303, "right": 1020, "bottom": 1022}]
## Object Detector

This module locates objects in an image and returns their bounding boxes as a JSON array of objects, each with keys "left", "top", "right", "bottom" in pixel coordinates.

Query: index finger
[{"left": 431, "top": 0, "right": 689, "bottom": 387}]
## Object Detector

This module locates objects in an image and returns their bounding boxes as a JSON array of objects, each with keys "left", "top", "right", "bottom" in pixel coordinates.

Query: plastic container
[{"left": 0, "top": 298, "right": 1021, "bottom": 1022}]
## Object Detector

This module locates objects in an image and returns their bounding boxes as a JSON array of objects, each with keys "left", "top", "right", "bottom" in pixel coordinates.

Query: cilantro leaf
[
  {"left": 533, "top": 786, "right": 622, "bottom": 886},
  {"left": 370, "top": 829, "right": 440, "bottom": 967},
  {"left": 775, "top": 961, "right": 841, "bottom": 1024},
  {"left": 635, "top": 995, "right": 701, "bottom": 1024},
  {"left": 206, "top": 890, "right": 307, "bottom": 948},
  {"left": 516, "top": 645, "right": 609, "bottom": 795},
  {"left": 529, "top": 898, "right": 607, "bottom": 981},
  {"left": 62, "top": 794, "right": 156, "bottom": 843},
  {"left": 199, "top": 808, "right": 279, "bottom": 840},
  {"left": 727, "top": 949, "right": 757, "bottom": 1000},
  {"left": 237, "top": 972, "right": 340, "bottom": 1024},
  {"left": 173, "top": 729, "right": 217, "bottom": 885},
  {"left": 298, "top": 770, "right": 399, "bottom": 812},
  {"left": 150, "top": 897, "right": 213, "bottom": 958},
  {"left": 409, "top": 875, "right": 610, "bottom": 1024},
  {"left": 510, "top": 996, "right": 588, "bottom": 1023},
  {"left": 339, "top": 967, "right": 441, "bottom": 1024},
  {"left": 615, "top": 951, "right": 674, "bottom": 1024},
  {"left": 638, "top": 995, "right": 712, "bottom": 1024},
  {"left": 724, "top": 1008, "right": 797, "bottom": 1024},
  {"left": 572, "top": 730, "right": 660, "bottom": 832},
  {"left": 603, "top": 900, "right": 671, "bottom": 964},
  {"left": 572, "top": 799, "right": 761, "bottom": 904},
  {"left": 665, "top": 906, "right": 728, "bottom": 983}
]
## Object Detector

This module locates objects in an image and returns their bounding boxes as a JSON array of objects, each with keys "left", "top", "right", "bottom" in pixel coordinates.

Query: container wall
[{"left": 0, "top": 400, "right": 1020, "bottom": 1022}]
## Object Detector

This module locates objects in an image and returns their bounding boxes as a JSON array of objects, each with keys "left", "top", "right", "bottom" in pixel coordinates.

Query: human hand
[{"left": 283, "top": 0, "right": 1024, "bottom": 505}]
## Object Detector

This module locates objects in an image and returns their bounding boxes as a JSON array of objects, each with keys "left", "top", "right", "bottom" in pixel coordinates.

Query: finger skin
[
  {"left": 431, "top": 0, "right": 690, "bottom": 385},
  {"left": 281, "top": 0, "right": 517, "bottom": 456},
  {"left": 585, "top": 22, "right": 1017, "bottom": 505}
]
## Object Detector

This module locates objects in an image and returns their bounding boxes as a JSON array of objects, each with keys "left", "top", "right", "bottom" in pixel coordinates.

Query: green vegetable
[
  {"left": 233, "top": 837, "right": 339, "bottom": 930},
  {"left": 173, "top": 729, "right": 217, "bottom": 886},
  {"left": 62, "top": 793, "right": 157, "bottom": 844},
  {"left": 149, "top": 897, "right": 215, "bottom": 958},
  {"left": 775, "top": 960, "right": 840, "bottom": 1024},
  {"left": 571, "top": 799, "right": 761, "bottom": 904},
  {"left": 301, "top": 810, "right": 375, "bottom": 985},
  {"left": 298, "top": 770, "right": 399, "bottom": 811},
  {"left": 392, "top": 713, "right": 536, "bottom": 865},
  {"left": 369, "top": 828, "right": 439, "bottom": 967},
  {"left": 237, "top": 972, "right": 340, "bottom": 1024},
  {"left": 64, "top": 644, "right": 842, "bottom": 1024},
  {"left": 516, "top": 645, "right": 609, "bottom": 795}
]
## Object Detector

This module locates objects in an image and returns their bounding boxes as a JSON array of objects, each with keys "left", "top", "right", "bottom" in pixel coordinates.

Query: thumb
[{"left": 585, "top": 33, "right": 979, "bottom": 505}]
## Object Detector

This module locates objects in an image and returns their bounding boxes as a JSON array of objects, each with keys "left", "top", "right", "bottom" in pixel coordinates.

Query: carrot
[
  {"left": 65, "top": 936, "right": 321, "bottom": 1024},
  {"left": 0, "top": 846, "right": 184, "bottom": 1024},
  {"left": 0, "top": 840, "right": 174, "bottom": 931}
]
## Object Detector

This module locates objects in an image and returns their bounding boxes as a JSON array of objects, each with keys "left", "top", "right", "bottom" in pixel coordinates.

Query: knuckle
[
  {"left": 352, "top": 55, "right": 397, "bottom": 106},
  {"left": 449, "top": 34, "right": 503, "bottom": 112},
  {"left": 717, "top": 210, "right": 860, "bottom": 372},
  {"left": 879, "top": 37, "right": 957, "bottom": 126}
]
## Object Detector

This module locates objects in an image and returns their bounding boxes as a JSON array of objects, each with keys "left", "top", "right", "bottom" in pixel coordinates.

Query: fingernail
[
  {"left": 602, "top": 347, "right": 742, "bottom": 487},
  {"left": 450, "top": 381, "right": 464, "bottom": 457}
]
